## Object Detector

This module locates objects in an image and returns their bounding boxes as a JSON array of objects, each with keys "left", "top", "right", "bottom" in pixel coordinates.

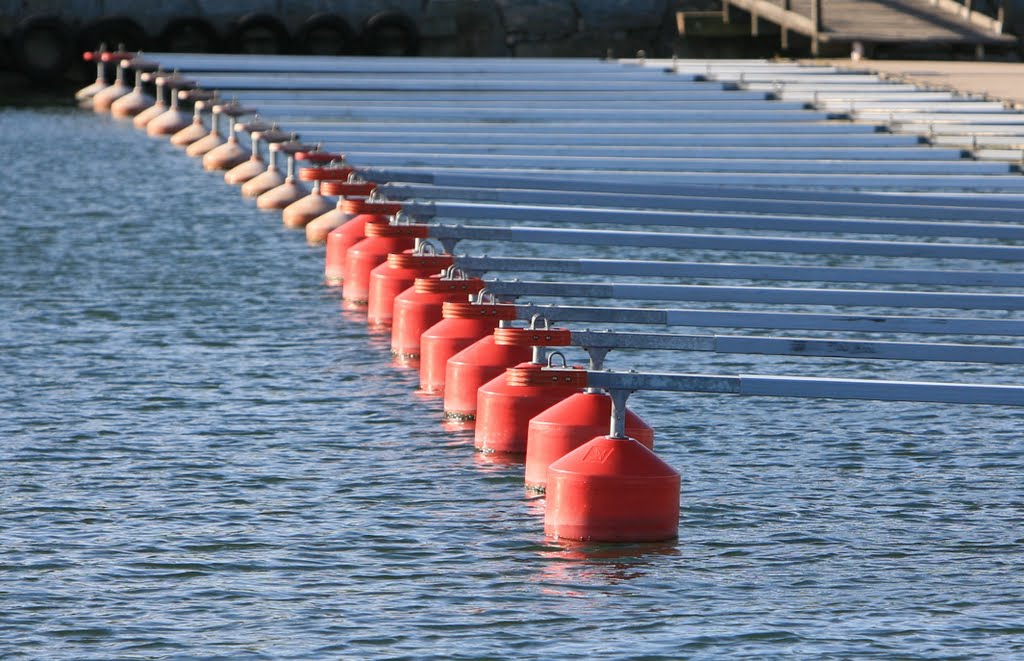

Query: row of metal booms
[{"left": 82, "top": 53, "right": 1024, "bottom": 543}]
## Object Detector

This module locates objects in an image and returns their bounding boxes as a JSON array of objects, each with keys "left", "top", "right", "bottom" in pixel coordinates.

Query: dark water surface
[{"left": 2, "top": 108, "right": 1023, "bottom": 660}]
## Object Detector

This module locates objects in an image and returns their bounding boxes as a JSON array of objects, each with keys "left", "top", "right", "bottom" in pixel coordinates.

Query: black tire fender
[
  {"left": 361, "top": 11, "right": 420, "bottom": 57},
  {"left": 11, "top": 14, "right": 74, "bottom": 82},
  {"left": 296, "top": 13, "right": 356, "bottom": 55}
]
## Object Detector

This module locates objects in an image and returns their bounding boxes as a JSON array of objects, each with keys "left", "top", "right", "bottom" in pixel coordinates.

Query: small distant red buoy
[
  {"left": 110, "top": 57, "right": 158, "bottom": 118},
  {"left": 442, "top": 334, "right": 532, "bottom": 421},
  {"left": 240, "top": 131, "right": 293, "bottom": 197},
  {"left": 323, "top": 199, "right": 401, "bottom": 283},
  {"left": 224, "top": 125, "right": 287, "bottom": 184},
  {"left": 281, "top": 156, "right": 349, "bottom": 228},
  {"left": 525, "top": 391, "right": 653, "bottom": 491},
  {"left": 202, "top": 103, "right": 254, "bottom": 170},
  {"left": 341, "top": 221, "right": 427, "bottom": 306},
  {"left": 255, "top": 141, "right": 314, "bottom": 209},
  {"left": 91, "top": 52, "right": 133, "bottom": 112},
  {"left": 367, "top": 251, "right": 453, "bottom": 326},
  {"left": 169, "top": 91, "right": 216, "bottom": 146},
  {"left": 474, "top": 361, "right": 581, "bottom": 454},
  {"left": 390, "top": 275, "right": 485, "bottom": 360},
  {"left": 75, "top": 46, "right": 110, "bottom": 106},
  {"left": 306, "top": 181, "right": 377, "bottom": 246},
  {"left": 418, "top": 302, "right": 517, "bottom": 394},
  {"left": 132, "top": 69, "right": 169, "bottom": 129},
  {"left": 545, "top": 436, "right": 680, "bottom": 543},
  {"left": 145, "top": 74, "right": 196, "bottom": 136}
]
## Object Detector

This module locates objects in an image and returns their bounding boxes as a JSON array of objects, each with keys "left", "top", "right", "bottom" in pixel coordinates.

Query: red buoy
[
  {"left": 91, "top": 52, "right": 133, "bottom": 112},
  {"left": 202, "top": 103, "right": 254, "bottom": 170},
  {"left": 545, "top": 436, "right": 680, "bottom": 543},
  {"left": 525, "top": 392, "right": 653, "bottom": 491},
  {"left": 390, "top": 275, "right": 485, "bottom": 360},
  {"left": 240, "top": 133, "right": 295, "bottom": 197},
  {"left": 341, "top": 222, "right": 427, "bottom": 306},
  {"left": 75, "top": 47, "right": 110, "bottom": 106},
  {"left": 132, "top": 70, "right": 168, "bottom": 129},
  {"left": 183, "top": 100, "right": 225, "bottom": 155},
  {"left": 281, "top": 157, "right": 349, "bottom": 228},
  {"left": 474, "top": 361, "right": 581, "bottom": 454},
  {"left": 323, "top": 199, "right": 402, "bottom": 284},
  {"left": 224, "top": 124, "right": 286, "bottom": 184},
  {"left": 418, "top": 302, "right": 517, "bottom": 394},
  {"left": 110, "top": 57, "right": 158, "bottom": 118},
  {"left": 442, "top": 334, "right": 532, "bottom": 421},
  {"left": 145, "top": 74, "right": 195, "bottom": 136},
  {"left": 367, "top": 251, "right": 453, "bottom": 327},
  {"left": 255, "top": 141, "right": 314, "bottom": 210},
  {"left": 169, "top": 91, "right": 218, "bottom": 146},
  {"left": 306, "top": 181, "right": 377, "bottom": 246}
]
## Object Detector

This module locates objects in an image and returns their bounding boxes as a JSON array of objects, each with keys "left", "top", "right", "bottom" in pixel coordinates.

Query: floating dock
[{"left": 79, "top": 52, "right": 1024, "bottom": 542}]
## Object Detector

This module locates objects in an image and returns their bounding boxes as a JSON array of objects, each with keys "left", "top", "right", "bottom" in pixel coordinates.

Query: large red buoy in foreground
[
  {"left": 419, "top": 302, "right": 516, "bottom": 394},
  {"left": 307, "top": 181, "right": 377, "bottom": 246},
  {"left": 525, "top": 392, "right": 653, "bottom": 491},
  {"left": 367, "top": 250, "right": 453, "bottom": 327},
  {"left": 545, "top": 436, "right": 679, "bottom": 542},
  {"left": 391, "top": 275, "right": 485, "bottom": 360}
]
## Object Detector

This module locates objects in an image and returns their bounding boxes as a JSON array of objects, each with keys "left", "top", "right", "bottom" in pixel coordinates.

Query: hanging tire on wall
[
  {"left": 78, "top": 16, "right": 148, "bottom": 53},
  {"left": 158, "top": 17, "right": 220, "bottom": 53},
  {"left": 10, "top": 15, "right": 74, "bottom": 82},
  {"left": 360, "top": 11, "right": 420, "bottom": 56},
  {"left": 228, "top": 14, "right": 290, "bottom": 55},
  {"left": 296, "top": 13, "right": 356, "bottom": 55}
]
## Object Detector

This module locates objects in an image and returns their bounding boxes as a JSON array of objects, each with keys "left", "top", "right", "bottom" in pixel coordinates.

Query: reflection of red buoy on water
[
  {"left": 322, "top": 198, "right": 401, "bottom": 282},
  {"left": 342, "top": 221, "right": 427, "bottom": 306},
  {"left": 224, "top": 123, "right": 287, "bottom": 184},
  {"left": 367, "top": 249, "right": 453, "bottom": 327},
  {"left": 308, "top": 181, "right": 376, "bottom": 247},
  {"left": 282, "top": 153, "right": 350, "bottom": 228},
  {"left": 110, "top": 55, "right": 157, "bottom": 118},
  {"left": 391, "top": 274, "right": 485, "bottom": 361},
  {"left": 170, "top": 90, "right": 218, "bottom": 146},
  {"left": 525, "top": 391, "right": 653, "bottom": 491},
  {"left": 419, "top": 301, "right": 516, "bottom": 394}
]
